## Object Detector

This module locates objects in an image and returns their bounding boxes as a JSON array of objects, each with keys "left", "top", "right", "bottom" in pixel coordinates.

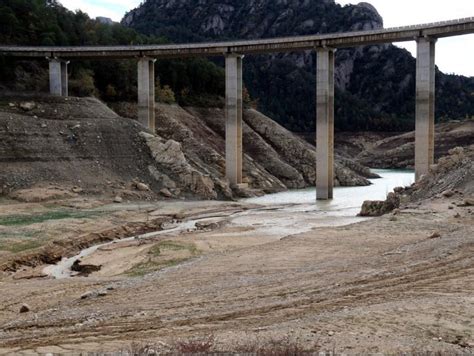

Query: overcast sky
[{"left": 59, "top": 0, "right": 473, "bottom": 76}]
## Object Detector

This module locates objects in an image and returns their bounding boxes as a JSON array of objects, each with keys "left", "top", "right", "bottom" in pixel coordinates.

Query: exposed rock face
[
  {"left": 355, "top": 121, "right": 474, "bottom": 169},
  {"left": 1, "top": 95, "right": 375, "bottom": 201},
  {"left": 140, "top": 132, "right": 219, "bottom": 199},
  {"left": 408, "top": 146, "right": 474, "bottom": 200},
  {"left": 360, "top": 146, "right": 474, "bottom": 213},
  {"left": 113, "top": 102, "right": 375, "bottom": 191}
]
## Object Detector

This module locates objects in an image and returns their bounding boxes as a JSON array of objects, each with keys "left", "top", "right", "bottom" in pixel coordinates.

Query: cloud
[{"left": 59, "top": 0, "right": 142, "bottom": 21}]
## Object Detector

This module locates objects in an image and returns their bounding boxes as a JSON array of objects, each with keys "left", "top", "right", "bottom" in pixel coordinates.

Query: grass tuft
[{"left": 127, "top": 240, "right": 199, "bottom": 277}]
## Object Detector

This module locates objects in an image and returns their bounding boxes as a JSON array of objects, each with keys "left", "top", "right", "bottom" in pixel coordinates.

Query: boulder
[
  {"left": 359, "top": 192, "right": 400, "bottom": 217},
  {"left": 19, "top": 102, "right": 36, "bottom": 111},
  {"left": 159, "top": 188, "right": 173, "bottom": 198},
  {"left": 135, "top": 182, "right": 150, "bottom": 192}
]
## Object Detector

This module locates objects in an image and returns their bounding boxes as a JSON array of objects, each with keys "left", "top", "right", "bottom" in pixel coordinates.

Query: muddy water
[
  {"left": 228, "top": 169, "right": 415, "bottom": 237},
  {"left": 43, "top": 170, "right": 414, "bottom": 279},
  {"left": 243, "top": 169, "right": 414, "bottom": 215}
]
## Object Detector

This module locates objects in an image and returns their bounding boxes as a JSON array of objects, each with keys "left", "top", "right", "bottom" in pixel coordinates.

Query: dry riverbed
[{"left": 0, "top": 189, "right": 473, "bottom": 354}]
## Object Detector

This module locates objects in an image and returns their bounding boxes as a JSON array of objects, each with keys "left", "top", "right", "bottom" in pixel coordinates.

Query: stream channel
[{"left": 43, "top": 169, "right": 414, "bottom": 279}]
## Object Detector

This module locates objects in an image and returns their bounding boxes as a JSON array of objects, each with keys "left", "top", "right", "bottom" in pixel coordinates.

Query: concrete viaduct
[{"left": 1, "top": 17, "right": 473, "bottom": 200}]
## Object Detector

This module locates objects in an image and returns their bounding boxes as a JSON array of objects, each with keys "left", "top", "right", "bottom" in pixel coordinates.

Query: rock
[
  {"left": 19, "top": 304, "right": 31, "bottom": 313},
  {"left": 159, "top": 188, "right": 173, "bottom": 198},
  {"left": 19, "top": 102, "right": 36, "bottom": 111},
  {"left": 148, "top": 165, "right": 176, "bottom": 189},
  {"left": 360, "top": 200, "right": 385, "bottom": 217},
  {"left": 328, "top": 331, "right": 335, "bottom": 336},
  {"left": 80, "top": 291, "right": 94, "bottom": 300},
  {"left": 71, "top": 186, "right": 83, "bottom": 193},
  {"left": 195, "top": 221, "right": 220, "bottom": 230},
  {"left": 448, "top": 147, "right": 464, "bottom": 156},
  {"left": 448, "top": 205, "right": 454, "bottom": 210},
  {"left": 135, "top": 182, "right": 150, "bottom": 191},
  {"left": 71, "top": 260, "right": 101, "bottom": 276},
  {"left": 97, "top": 290, "right": 108, "bottom": 297},
  {"left": 140, "top": 132, "right": 218, "bottom": 199},
  {"left": 8, "top": 103, "right": 15, "bottom": 107},
  {"left": 454, "top": 213, "right": 461, "bottom": 218},
  {"left": 40, "top": 123, "right": 47, "bottom": 128},
  {"left": 359, "top": 192, "right": 400, "bottom": 217},
  {"left": 428, "top": 231, "right": 441, "bottom": 239},
  {"left": 442, "top": 190, "right": 455, "bottom": 198},
  {"left": 113, "top": 196, "right": 123, "bottom": 203},
  {"left": 462, "top": 198, "right": 474, "bottom": 207},
  {"left": 394, "top": 187, "right": 404, "bottom": 194},
  {"left": 174, "top": 212, "right": 185, "bottom": 220}
]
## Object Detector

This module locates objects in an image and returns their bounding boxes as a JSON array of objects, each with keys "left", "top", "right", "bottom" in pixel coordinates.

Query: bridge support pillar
[
  {"left": 316, "top": 48, "right": 335, "bottom": 200},
  {"left": 415, "top": 38, "right": 436, "bottom": 181},
  {"left": 49, "top": 59, "right": 68, "bottom": 96},
  {"left": 225, "top": 54, "right": 244, "bottom": 186},
  {"left": 137, "top": 57, "right": 156, "bottom": 131}
]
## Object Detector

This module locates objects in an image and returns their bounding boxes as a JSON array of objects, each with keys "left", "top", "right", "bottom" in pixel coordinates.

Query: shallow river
[
  {"left": 44, "top": 169, "right": 414, "bottom": 279},
  {"left": 243, "top": 169, "right": 415, "bottom": 216}
]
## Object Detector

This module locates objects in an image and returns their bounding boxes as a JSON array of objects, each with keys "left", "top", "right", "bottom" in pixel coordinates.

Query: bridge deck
[{"left": 0, "top": 17, "right": 473, "bottom": 59}]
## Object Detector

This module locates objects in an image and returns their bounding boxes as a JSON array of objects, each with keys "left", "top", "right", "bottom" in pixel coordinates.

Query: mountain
[
  {"left": 122, "top": 0, "right": 474, "bottom": 132},
  {"left": 0, "top": 0, "right": 224, "bottom": 105}
]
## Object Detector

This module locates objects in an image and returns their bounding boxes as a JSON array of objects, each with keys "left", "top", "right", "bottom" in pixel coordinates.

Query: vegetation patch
[
  {"left": 0, "top": 210, "right": 102, "bottom": 226},
  {"left": 127, "top": 240, "right": 198, "bottom": 277}
]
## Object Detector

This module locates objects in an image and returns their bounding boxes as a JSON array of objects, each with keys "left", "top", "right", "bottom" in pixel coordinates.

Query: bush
[{"left": 156, "top": 83, "right": 176, "bottom": 104}]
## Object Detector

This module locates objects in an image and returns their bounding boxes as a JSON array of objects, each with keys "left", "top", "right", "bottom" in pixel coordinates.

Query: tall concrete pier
[
  {"left": 415, "top": 38, "right": 436, "bottom": 181},
  {"left": 316, "top": 48, "right": 335, "bottom": 200},
  {"left": 3, "top": 17, "right": 473, "bottom": 200},
  {"left": 48, "top": 59, "right": 68, "bottom": 96},
  {"left": 225, "top": 54, "right": 244, "bottom": 186},
  {"left": 137, "top": 57, "right": 156, "bottom": 131}
]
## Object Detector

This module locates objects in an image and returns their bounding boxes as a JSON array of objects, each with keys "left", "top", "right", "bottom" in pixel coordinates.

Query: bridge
[{"left": 1, "top": 17, "right": 473, "bottom": 199}]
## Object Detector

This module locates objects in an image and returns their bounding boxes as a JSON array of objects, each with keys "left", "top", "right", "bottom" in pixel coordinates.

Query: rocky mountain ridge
[{"left": 123, "top": 0, "right": 474, "bottom": 132}]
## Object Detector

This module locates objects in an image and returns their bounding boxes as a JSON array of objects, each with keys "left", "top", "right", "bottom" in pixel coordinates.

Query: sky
[{"left": 59, "top": 0, "right": 473, "bottom": 76}]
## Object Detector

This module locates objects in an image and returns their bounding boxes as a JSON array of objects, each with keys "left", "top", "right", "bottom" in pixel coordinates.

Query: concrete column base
[
  {"left": 225, "top": 54, "right": 244, "bottom": 186},
  {"left": 137, "top": 57, "right": 156, "bottom": 131},
  {"left": 415, "top": 38, "right": 436, "bottom": 181},
  {"left": 316, "top": 47, "right": 335, "bottom": 200}
]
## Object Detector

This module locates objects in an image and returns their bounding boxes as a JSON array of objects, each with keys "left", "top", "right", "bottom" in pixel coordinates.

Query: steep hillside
[
  {"left": 123, "top": 0, "right": 474, "bottom": 132},
  {"left": 355, "top": 120, "right": 474, "bottom": 169},
  {"left": 0, "top": 96, "right": 374, "bottom": 202}
]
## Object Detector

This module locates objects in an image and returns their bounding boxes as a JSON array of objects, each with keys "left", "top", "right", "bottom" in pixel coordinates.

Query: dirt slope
[
  {"left": 356, "top": 120, "right": 474, "bottom": 169},
  {"left": 0, "top": 95, "right": 375, "bottom": 202}
]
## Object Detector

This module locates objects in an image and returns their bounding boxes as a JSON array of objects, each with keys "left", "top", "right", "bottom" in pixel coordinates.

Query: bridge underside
[
  {"left": 5, "top": 17, "right": 471, "bottom": 200},
  {"left": 43, "top": 38, "right": 441, "bottom": 200}
]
